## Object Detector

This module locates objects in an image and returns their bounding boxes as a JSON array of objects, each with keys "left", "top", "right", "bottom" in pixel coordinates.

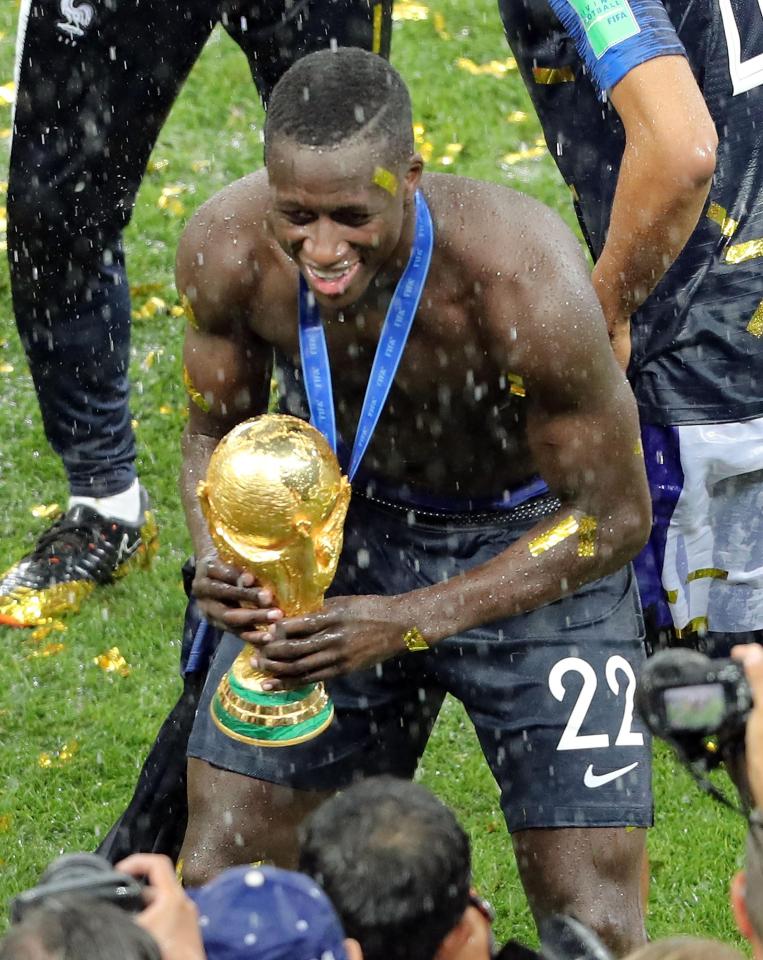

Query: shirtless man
[{"left": 175, "top": 49, "right": 652, "bottom": 954}]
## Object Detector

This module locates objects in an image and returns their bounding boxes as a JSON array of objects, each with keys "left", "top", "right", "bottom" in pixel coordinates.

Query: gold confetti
[
  {"left": 392, "top": 0, "right": 429, "bottom": 20},
  {"left": 413, "top": 122, "right": 426, "bottom": 144},
  {"left": 532, "top": 66, "right": 575, "bottom": 84},
  {"left": 633, "top": 438, "right": 644, "bottom": 456},
  {"left": 134, "top": 296, "right": 168, "bottom": 319},
  {"left": 0, "top": 181, "right": 7, "bottom": 194},
  {"left": 686, "top": 567, "right": 729, "bottom": 582},
  {"left": 184, "top": 365, "right": 211, "bottom": 412},
  {"left": 724, "top": 238, "right": 763, "bottom": 265},
  {"left": 159, "top": 404, "right": 174, "bottom": 415},
  {"left": 529, "top": 515, "right": 579, "bottom": 557},
  {"left": 142, "top": 347, "right": 164, "bottom": 370},
  {"left": 180, "top": 293, "right": 198, "bottom": 328},
  {"left": 747, "top": 301, "right": 763, "bottom": 338},
  {"left": 131, "top": 418, "right": 140, "bottom": 430},
  {"left": 372, "top": 166, "right": 398, "bottom": 196},
  {"left": 93, "top": 646, "right": 131, "bottom": 677},
  {"left": 147, "top": 157, "right": 169, "bottom": 174},
  {"left": 0, "top": 82, "right": 15, "bottom": 105},
  {"left": 0, "top": 814, "right": 11, "bottom": 832},
  {"left": 456, "top": 56, "right": 517, "bottom": 77},
  {"left": 507, "top": 373, "right": 525, "bottom": 397},
  {"left": 432, "top": 11, "right": 449, "bottom": 38},
  {"left": 27, "top": 642, "right": 66, "bottom": 659},
  {"left": 191, "top": 159, "right": 212, "bottom": 173},
  {"left": 507, "top": 110, "right": 528, "bottom": 122},
  {"left": 38, "top": 741, "right": 78, "bottom": 768},
  {"left": 0, "top": 361, "right": 13, "bottom": 374},
  {"left": 420, "top": 141, "right": 433, "bottom": 163},
  {"left": 706, "top": 201, "right": 739, "bottom": 239},
  {"left": 576, "top": 516, "right": 598, "bottom": 558},
  {"left": 158, "top": 184, "right": 188, "bottom": 217},
  {"left": 30, "top": 621, "right": 67, "bottom": 642},
  {"left": 171, "top": 304, "right": 186, "bottom": 318},
  {"left": 502, "top": 146, "right": 546, "bottom": 166},
  {"left": 31, "top": 503, "right": 61, "bottom": 520}
]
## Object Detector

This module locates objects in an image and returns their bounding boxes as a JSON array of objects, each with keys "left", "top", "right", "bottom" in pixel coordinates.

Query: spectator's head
[
  {"left": 0, "top": 896, "right": 160, "bottom": 960},
  {"left": 731, "top": 828, "right": 763, "bottom": 960},
  {"left": 263, "top": 48, "right": 422, "bottom": 312},
  {"left": 299, "top": 776, "right": 489, "bottom": 960},
  {"left": 623, "top": 937, "right": 745, "bottom": 959},
  {"left": 187, "top": 864, "right": 361, "bottom": 960}
]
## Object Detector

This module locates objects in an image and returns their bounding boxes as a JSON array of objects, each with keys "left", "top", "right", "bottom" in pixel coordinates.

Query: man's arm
[
  {"left": 593, "top": 55, "right": 717, "bottom": 367},
  {"left": 402, "top": 217, "right": 652, "bottom": 641},
  {"left": 176, "top": 201, "right": 275, "bottom": 627}
]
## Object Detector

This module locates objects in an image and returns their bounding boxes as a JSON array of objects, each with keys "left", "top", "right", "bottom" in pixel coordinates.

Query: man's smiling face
[{"left": 266, "top": 137, "right": 416, "bottom": 310}]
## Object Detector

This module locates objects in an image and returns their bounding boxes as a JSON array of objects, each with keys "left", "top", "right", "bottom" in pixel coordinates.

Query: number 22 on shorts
[{"left": 548, "top": 655, "right": 645, "bottom": 751}]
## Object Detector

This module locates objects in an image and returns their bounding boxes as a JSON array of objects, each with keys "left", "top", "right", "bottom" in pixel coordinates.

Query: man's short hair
[
  {"left": 0, "top": 896, "right": 160, "bottom": 960},
  {"left": 298, "top": 776, "right": 471, "bottom": 960},
  {"left": 264, "top": 48, "right": 413, "bottom": 161}
]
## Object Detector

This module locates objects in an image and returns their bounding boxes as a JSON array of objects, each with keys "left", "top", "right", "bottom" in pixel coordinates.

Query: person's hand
[
  {"left": 116, "top": 854, "right": 205, "bottom": 960},
  {"left": 247, "top": 594, "right": 413, "bottom": 689},
  {"left": 732, "top": 644, "right": 763, "bottom": 809},
  {"left": 192, "top": 553, "right": 283, "bottom": 633}
]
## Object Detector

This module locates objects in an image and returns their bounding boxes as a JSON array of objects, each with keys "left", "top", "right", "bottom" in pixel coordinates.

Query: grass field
[{"left": 0, "top": 0, "right": 749, "bottom": 950}]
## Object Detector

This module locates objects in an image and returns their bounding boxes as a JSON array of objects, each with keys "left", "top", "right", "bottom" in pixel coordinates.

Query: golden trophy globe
[{"left": 198, "top": 414, "right": 351, "bottom": 747}]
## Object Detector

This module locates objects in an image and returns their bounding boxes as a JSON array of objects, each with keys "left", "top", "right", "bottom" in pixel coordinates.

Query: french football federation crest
[{"left": 57, "top": 0, "right": 94, "bottom": 39}]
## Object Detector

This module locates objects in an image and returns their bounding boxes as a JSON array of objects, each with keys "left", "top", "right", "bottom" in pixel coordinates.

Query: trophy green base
[{"left": 210, "top": 664, "right": 334, "bottom": 747}]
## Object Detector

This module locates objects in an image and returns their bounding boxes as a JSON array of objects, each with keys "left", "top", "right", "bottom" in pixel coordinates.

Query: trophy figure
[{"left": 197, "top": 414, "right": 351, "bottom": 747}]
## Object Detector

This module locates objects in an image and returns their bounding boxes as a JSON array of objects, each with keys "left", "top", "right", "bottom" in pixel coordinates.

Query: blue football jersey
[{"left": 499, "top": 0, "right": 763, "bottom": 424}]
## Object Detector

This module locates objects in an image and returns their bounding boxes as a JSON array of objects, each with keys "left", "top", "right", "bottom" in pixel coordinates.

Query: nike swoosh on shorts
[{"left": 583, "top": 761, "right": 639, "bottom": 788}]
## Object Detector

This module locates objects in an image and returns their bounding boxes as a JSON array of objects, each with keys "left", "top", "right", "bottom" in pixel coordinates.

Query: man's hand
[
  {"left": 117, "top": 854, "right": 205, "bottom": 960},
  {"left": 192, "top": 554, "right": 283, "bottom": 633},
  {"left": 248, "top": 594, "right": 412, "bottom": 689},
  {"left": 732, "top": 644, "right": 763, "bottom": 809}
]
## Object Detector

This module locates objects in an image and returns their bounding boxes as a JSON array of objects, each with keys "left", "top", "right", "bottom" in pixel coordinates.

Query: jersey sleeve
[{"left": 547, "top": 0, "right": 687, "bottom": 93}]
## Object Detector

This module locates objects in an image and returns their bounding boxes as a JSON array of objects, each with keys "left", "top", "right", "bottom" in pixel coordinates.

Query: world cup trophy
[{"left": 197, "top": 414, "right": 351, "bottom": 747}]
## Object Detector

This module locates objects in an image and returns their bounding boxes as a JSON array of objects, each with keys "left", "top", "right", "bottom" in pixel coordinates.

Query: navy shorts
[{"left": 187, "top": 493, "right": 653, "bottom": 831}]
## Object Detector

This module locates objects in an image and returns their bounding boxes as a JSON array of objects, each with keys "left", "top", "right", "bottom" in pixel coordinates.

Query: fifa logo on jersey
[{"left": 57, "top": 0, "right": 94, "bottom": 39}]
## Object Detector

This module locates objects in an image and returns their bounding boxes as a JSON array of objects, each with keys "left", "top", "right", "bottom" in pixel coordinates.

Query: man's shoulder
[
  {"left": 177, "top": 170, "right": 275, "bottom": 334},
  {"left": 424, "top": 172, "right": 580, "bottom": 271}
]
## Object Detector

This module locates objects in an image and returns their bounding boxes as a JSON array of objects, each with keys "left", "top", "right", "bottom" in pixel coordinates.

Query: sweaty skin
[{"left": 177, "top": 141, "right": 651, "bottom": 953}]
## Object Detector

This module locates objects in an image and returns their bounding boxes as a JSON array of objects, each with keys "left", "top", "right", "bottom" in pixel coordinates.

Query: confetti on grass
[
  {"left": 31, "top": 503, "right": 61, "bottom": 519},
  {"left": 456, "top": 57, "right": 517, "bottom": 77},
  {"left": 93, "top": 646, "right": 131, "bottom": 677},
  {"left": 392, "top": 1, "right": 429, "bottom": 20},
  {"left": 38, "top": 741, "right": 78, "bottom": 768}
]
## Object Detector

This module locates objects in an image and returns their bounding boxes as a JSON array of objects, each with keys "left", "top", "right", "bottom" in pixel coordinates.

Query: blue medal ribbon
[{"left": 298, "top": 190, "right": 434, "bottom": 482}]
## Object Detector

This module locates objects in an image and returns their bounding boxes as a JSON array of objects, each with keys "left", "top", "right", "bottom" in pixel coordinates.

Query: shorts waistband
[{"left": 352, "top": 489, "right": 561, "bottom": 526}]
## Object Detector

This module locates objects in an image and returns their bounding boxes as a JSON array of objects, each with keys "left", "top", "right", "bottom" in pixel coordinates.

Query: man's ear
[
  {"left": 403, "top": 153, "right": 424, "bottom": 199},
  {"left": 434, "top": 913, "right": 471, "bottom": 960},
  {"left": 731, "top": 870, "right": 753, "bottom": 940},
  {"left": 344, "top": 938, "right": 364, "bottom": 960}
]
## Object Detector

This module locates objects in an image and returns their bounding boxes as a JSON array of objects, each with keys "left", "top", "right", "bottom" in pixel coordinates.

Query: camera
[
  {"left": 10, "top": 852, "right": 145, "bottom": 924},
  {"left": 635, "top": 649, "right": 753, "bottom": 762}
]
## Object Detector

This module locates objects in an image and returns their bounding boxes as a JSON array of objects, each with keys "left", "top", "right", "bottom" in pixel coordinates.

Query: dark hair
[
  {"left": 299, "top": 776, "right": 471, "bottom": 960},
  {"left": 0, "top": 896, "right": 160, "bottom": 960},
  {"left": 264, "top": 48, "right": 413, "bottom": 161}
]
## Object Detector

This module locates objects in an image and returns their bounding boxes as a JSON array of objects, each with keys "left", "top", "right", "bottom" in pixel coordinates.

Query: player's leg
[
  {"left": 512, "top": 827, "right": 646, "bottom": 956},
  {"left": 2, "top": 1, "right": 214, "bottom": 624},
  {"left": 224, "top": 0, "right": 392, "bottom": 104},
  {"left": 447, "top": 547, "right": 651, "bottom": 954}
]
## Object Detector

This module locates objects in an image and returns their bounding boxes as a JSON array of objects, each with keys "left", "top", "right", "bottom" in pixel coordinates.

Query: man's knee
[
  {"left": 180, "top": 759, "right": 330, "bottom": 880},
  {"left": 513, "top": 826, "right": 646, "bottom": 955}
]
